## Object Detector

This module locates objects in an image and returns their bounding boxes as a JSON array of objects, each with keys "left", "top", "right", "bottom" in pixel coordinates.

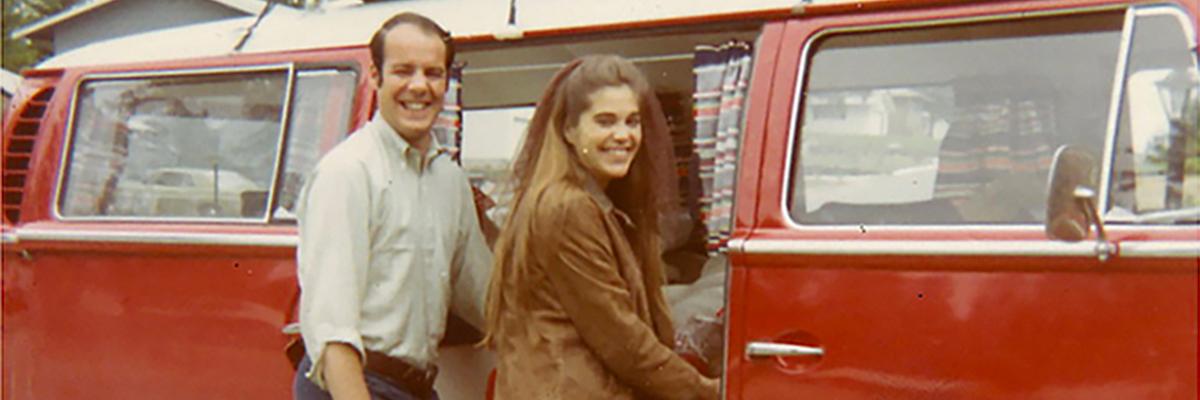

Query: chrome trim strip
[
  {"left": 1102, "top": 5, "right": 1199, "bottom": 220},
  {"left": 746, "top": 341, "right": 824, "bottom": 358},
  {"left": 720, "top": 250, "right": 732, "bottom": 399},
  {"left": 779, "top": 5, "right": 1129, "bottom": 230},
  {"left": 1, "top": 231, "right": 17, "bottom": 245},
  {"left": 1120, "top": 241, "right": 1200, "bottom": 258},
  {"left": 263, "top": 63, "right": 299, "bottom": 224},
  {"left": 1099, "top": 9, "right": 1137, "bottom": 215},
  {"left": 725, "top": 237, "right": 747, "bottom": 254},
  {"left": 1135, "top": 5, "right": 1198, "bottom": 47},
  {"left": 14, "top": 228, "right": 297, "bottom": 247},
  {"left": 779, "top": 13, "right": 816, "bottom": 230},
  {"left": 756, "top": 222, "right": 1198, "bottom": 232},
  {"left": 53, "top": 63, "right": 296, "bottom": 224},
  {"left": 738, "top": 238, "right": 1199, "bottom": 258},
  {"left": 740, "top": 239, "right": 1098, "bottom": 257},
  {"left": 53, "top": 71, "right": 89, "bottom": 220}
]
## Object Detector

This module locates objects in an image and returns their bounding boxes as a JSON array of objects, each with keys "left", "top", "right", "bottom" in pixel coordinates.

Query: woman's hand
[{"left": 700, "top": 376, "right": 721, "bottom": 400}]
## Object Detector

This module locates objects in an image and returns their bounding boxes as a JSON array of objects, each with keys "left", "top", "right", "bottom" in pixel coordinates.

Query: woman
[{"left": 483, "top": 54, "right": 719, "bottom": 400}]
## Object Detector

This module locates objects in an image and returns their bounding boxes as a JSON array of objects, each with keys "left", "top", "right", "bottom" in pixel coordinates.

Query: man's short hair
[{"left": 369, "top": 12, "right": 455, "bottom": 72}]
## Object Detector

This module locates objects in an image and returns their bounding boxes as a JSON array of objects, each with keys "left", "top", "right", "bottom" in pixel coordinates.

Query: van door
[
  {"left": 726, "top": 2, "right": 1198, "bottom": 398},
  {"left": 2, "top": 63, "right": 361, "bottom": 399}
]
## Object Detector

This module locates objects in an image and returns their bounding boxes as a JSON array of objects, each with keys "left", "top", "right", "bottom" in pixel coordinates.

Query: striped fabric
[
  {"left": 693, "top": 41, "right": 752, "bottom": 255},
  {"left": 934, "top": 97, "right": 1055, "bottom": 203},
  {"left": 433, "top": 64, "right": 464, "bottom": 164}
]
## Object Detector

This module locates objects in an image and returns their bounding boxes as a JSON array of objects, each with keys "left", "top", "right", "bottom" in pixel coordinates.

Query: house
[{"left": 9, "top": 0, "right": 278, "bottom": 55}]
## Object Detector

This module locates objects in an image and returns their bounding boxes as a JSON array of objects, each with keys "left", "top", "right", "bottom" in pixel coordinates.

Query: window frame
[
  {"left": 778, "top": 3, "right": 1191, "bottom": 230},
  {"left": 1102, "top": 5, "right": 1200, "bottom": 224},
  {"left": 53, "top": 63, "right": 298, "bottom": 224},
  {"left": 267, "top": 66, "right": 361, "bottom": 223}
]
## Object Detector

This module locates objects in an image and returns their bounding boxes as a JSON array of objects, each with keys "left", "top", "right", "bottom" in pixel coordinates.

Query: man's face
[{"left": 370, "top": 24, "right": 447, "bottom": 147}]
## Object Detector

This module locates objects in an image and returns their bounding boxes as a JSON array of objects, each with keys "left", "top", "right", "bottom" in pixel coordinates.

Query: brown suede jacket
[{"left": 490, "top": 182, "right": 715, "bottom": 400}]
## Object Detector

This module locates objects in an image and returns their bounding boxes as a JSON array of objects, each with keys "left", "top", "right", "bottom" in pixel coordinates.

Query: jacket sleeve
[{"left": 534, "top": 193, "right": 710, "bottom": 400}]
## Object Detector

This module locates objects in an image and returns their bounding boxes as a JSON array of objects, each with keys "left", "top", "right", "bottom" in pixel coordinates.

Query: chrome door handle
[{"left": 746, "top": 341, "right": 824, "bottom": 358}]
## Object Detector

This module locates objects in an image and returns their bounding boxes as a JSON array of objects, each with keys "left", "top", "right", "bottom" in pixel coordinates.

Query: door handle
[{"left": 745, "top": 341, "right": 824, "bottom": 358}]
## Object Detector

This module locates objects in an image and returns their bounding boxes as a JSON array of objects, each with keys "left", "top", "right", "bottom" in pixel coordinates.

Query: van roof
[
  {"left": 39, "top": 0, "right": 805, "bottom": 69},
  {"left": 1, "top": 68, "right": 19, "bottom": 96}
]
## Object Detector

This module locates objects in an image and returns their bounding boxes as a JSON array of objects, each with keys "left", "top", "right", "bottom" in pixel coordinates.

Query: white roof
[
  {"left": 11, "top": 0, "right": 272, "bottom": 40},
  {"left": 1, "top": 69, "right": 20, "bottom": 96},
  {"left": 38, "top": 0, "right": 799, "bottom": 69}
]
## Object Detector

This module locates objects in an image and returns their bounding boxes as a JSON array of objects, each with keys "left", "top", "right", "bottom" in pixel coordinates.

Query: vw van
[{"left": 2, "top": 0, "right": 1196, "bottom": 398}]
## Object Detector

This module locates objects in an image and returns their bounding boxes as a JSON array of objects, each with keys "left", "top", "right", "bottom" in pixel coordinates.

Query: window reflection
[{"left": 791, "top": 11, "right": 1124, "bottom": 225}]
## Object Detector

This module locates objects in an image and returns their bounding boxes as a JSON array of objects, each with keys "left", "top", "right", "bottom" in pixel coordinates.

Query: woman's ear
[{"left": 562, "top": 125, "right": 578, "bottom": 147}]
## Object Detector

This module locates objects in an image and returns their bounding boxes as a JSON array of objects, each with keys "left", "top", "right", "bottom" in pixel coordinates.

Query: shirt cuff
[{"left": 302, "top": 324, "right": 364, "bottom": 390}]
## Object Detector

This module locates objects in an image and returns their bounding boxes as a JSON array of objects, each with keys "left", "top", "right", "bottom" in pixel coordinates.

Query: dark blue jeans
[{"left": 293, "top": 356, "right": 439, "bottom": 400}]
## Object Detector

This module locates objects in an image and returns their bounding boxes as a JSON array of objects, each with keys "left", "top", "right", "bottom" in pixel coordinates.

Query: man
[{"left": 293, "top": 12, "right": 491, "bottom": 400}]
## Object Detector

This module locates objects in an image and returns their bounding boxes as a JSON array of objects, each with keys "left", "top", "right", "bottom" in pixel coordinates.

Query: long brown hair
[{"left": 482, "top": 54, "right": 678, "bottom": 346}]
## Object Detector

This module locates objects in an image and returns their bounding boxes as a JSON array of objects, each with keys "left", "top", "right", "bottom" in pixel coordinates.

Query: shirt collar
[
  {"left": 581, "top": 175, "right": 635, "bottom": 228},
  {"left": 370, "top": 113, "right": 447, "bottom": 172}
]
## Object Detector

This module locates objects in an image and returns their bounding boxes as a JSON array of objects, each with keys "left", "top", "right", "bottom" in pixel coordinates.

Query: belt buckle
[
  {"left": 411, "top": 366, "right": 437, "bottom": 400},
  {"left": 421, "top": 365, "right": 438, "bottom": 385}
]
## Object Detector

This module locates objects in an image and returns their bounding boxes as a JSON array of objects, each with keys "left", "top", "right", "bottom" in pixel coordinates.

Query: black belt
[
  {"left": 365, "top": 350, "right": 438, "bottom": 400},
  {"left": 285, "top": 339, "right": 437, "bottom": 399}
]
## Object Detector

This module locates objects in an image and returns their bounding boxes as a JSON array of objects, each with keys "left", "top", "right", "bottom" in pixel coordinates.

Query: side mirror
[{"left": 1045, "top": 146, "right": 1102, "bottom": 242}]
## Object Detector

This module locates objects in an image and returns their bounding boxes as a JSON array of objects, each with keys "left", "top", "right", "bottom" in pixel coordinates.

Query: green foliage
[
  {"left": 3, "top": 0, "right": 80, "bottom": 71},
  {"left": 273, "top": 0, "right": 307, "bottom": 8}
]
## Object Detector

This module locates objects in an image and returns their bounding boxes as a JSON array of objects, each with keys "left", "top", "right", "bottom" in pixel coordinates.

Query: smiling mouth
[
  {"left": 600, "top": 145, "right": 635, "bottom": 157},
  {"left": 401, "top": 101, "right": 432, "bottom": 111}
]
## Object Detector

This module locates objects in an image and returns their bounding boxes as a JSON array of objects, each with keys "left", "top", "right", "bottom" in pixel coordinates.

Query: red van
[{"left": 3, "top": 0, "right": 1196, "bottom": 399}]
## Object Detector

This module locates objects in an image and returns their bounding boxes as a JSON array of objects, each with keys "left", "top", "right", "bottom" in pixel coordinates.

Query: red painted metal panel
[
  {"left": 2, "top": 240, "right": 297, "bottom": 399},
  {"left": 728, "top": 0, "right": 1199, "bottom": 398},
  {"left": 732, "top": 21, "right": 785, "bottom": 239},
  {"left": 2, "top": 48, "right": 372, "bottom": 399}
]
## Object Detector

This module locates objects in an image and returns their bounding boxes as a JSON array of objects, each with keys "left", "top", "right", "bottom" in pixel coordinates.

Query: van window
[
  {"left": 788, "top": 11, "right": 1124, "bottom": 225},
  {"left": 1108, "top": 10, "right": 1199, "bottom": 223},
  {"left": 57, "top": 67, "right": 357, "bottom": 221},
  {"left": 273, "top": 69, "right": 358, "bottom": 220}
]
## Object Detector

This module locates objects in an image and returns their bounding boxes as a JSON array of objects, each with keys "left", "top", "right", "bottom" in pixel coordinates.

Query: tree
[{"left": 2, "top": 0, "right": 81, "bottom": 71}]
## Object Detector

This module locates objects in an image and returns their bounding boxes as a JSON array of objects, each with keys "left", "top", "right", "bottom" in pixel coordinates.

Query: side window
[
  {"left": 272, "top": 69, "right": 357, "bottom": 220},
  {"left": 58, "top": 66, "right": 357, "bottom": 221},
  {"left": 60, "top": 70, "right": 288, "bottom": 219},
  {"left": 789, "top": 12, "right": 1125, "bottom": 225},
  {"left": 1108, "top": 9, "right": 1199, "bottom": 222}
]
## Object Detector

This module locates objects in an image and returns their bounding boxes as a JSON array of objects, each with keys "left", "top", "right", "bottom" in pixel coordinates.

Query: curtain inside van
[
  {"left": 434, "top": 65, "right": 464, "bottom": 164},
  {"left": 693, "top": 41, "right": 752, "bottom": 255}
]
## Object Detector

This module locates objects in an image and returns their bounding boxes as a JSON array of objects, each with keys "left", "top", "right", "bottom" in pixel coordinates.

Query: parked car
[{"left": 110, "top": 167, "right": 263, "bottom": 218}]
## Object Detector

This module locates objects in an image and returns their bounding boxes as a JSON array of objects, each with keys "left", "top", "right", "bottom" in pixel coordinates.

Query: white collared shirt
[{"left": 296, "top": 114, "right": 491, "bottom": 388}]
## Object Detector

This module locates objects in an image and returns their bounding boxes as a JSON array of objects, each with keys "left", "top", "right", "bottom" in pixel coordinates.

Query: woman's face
[{"left": 567, "top": 84, "right": 642, "bottom": 188}]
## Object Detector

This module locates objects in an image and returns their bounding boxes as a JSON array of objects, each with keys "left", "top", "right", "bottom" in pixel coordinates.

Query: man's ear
[{"left": 369, "top": 65, "right": 381, "bottom": 88}]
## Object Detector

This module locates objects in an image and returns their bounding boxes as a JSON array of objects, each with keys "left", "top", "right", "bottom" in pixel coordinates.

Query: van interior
[{"left": 456, "top": 26, "right": 760, "bottom": 374}]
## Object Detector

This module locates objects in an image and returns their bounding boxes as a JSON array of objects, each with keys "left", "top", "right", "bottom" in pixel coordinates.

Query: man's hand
[
  {"left": 470, "top": 185, "right": 500, "bottom": 246},
  {"left": 323, "top": 343, "right": 371, "bottom": 400}
]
